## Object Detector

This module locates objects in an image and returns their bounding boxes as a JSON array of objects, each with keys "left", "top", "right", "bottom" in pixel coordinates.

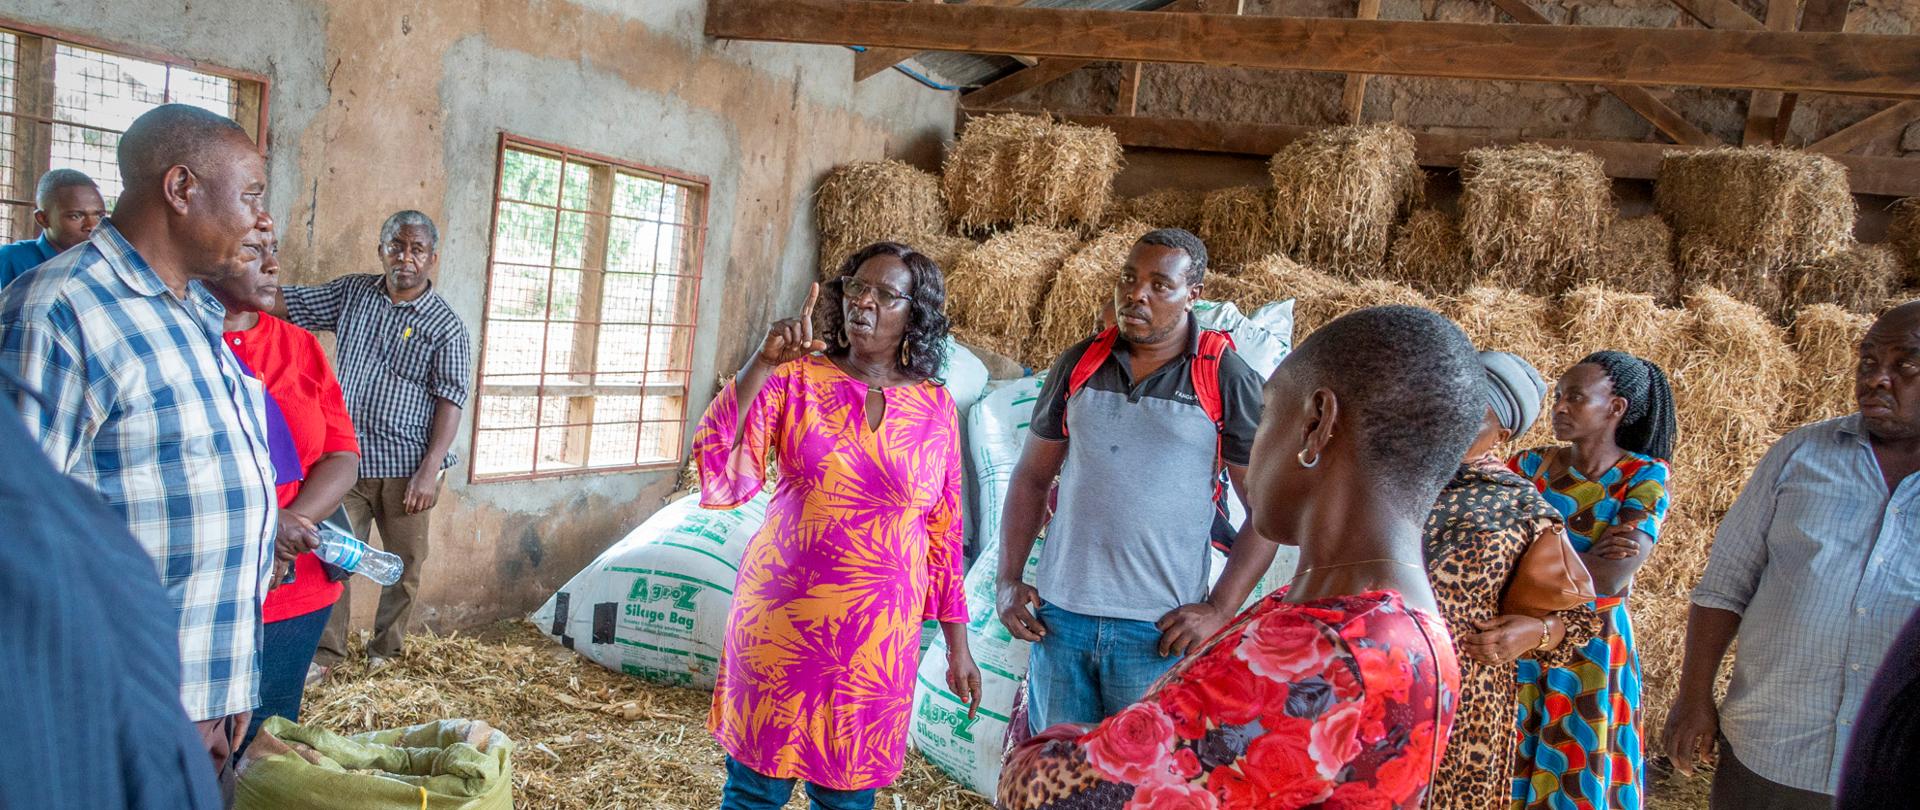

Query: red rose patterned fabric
[{"left": 998, "top": 589, "right": 1460, "bottom": 810}]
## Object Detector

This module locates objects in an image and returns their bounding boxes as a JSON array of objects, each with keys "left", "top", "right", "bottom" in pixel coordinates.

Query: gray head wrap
[{"left": 1479, "top": 350, "right": 1547, "bottom": 436}]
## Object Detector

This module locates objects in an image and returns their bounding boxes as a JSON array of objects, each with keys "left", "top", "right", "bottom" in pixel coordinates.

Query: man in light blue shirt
[
  {"left": 1666, "top": 301, "right": 1920, "bottom": 809},
  {"left": 0, "top": 169, "right": 106, "bottom": 289}
]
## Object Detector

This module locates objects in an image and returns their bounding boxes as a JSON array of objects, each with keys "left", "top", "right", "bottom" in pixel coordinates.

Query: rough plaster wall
[{"left": 5, "top": 0, "right": 955, "bottom": 630}]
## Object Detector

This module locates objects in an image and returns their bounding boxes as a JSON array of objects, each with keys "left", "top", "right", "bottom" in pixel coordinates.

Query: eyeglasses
[
  {"left": 840, "top": 276, "right": 908, "bottom": 307},
  {"left": 381, "top": 242, "right": 434, "bottom": 260}
]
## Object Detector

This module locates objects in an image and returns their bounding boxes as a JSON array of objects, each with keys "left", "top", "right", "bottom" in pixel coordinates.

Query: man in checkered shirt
[
  {"left": 280, "top": 210, "right": 471, "bottom": 675},
  {"left": 0, "top": 104, "right": 279, "bottom": 798}
]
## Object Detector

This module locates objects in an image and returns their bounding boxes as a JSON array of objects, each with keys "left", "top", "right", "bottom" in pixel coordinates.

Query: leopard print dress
[{"left": 1422, "top": 456, "right": 1601, "bottom": 810}]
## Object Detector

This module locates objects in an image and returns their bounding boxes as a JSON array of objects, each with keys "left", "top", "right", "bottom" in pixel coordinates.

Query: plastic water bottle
[{"left": 314, "top": 527, "right": 404, "bottom": 586}]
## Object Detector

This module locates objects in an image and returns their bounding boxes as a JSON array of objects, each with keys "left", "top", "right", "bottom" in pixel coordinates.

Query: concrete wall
[{"left": 2, "top": 0, "right": 955, "bottom": 630}]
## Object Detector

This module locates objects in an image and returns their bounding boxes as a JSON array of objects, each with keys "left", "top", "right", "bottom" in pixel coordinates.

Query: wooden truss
[{"left": 707, "top": 0, "right": 1920, "bottom": 195}]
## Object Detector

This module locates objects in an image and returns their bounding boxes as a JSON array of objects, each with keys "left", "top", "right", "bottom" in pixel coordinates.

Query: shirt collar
[
  {"left": 30, "top": 233, "right": 56, "bottom": 261},
  {"left": 1835, "top": 413, "right": 1868, "bottom": 442},
  {"left": 379, "top": 276, "right": 439, "bottom": 309},
  {"left": 93, "top": 220, "right": 230, "bottom": 321}
]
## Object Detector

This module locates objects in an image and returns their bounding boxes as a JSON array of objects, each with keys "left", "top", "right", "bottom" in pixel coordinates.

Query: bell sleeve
[{"left": 691, "top": 366, "right": 790, "bottom": 509}]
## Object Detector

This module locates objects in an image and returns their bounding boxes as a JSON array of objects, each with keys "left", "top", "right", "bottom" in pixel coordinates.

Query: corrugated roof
[{"left": 892, "top": 0, "right": 1173, "bottom": 89}]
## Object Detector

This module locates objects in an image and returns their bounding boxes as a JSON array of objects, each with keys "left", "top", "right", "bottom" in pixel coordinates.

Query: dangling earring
[
  {"left": 835, "top": 328, "right": 848, "bottom": 348},
  {"left": 1297, "top": 446, "right": 1320, "bottom": 468},
  {"left": 899, "top": 340, "right": 912, "bottom": 367}
]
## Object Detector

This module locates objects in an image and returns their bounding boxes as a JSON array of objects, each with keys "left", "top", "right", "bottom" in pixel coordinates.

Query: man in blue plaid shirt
[{"left": 0, "top": 104, "right": 279, "bottom": 800}]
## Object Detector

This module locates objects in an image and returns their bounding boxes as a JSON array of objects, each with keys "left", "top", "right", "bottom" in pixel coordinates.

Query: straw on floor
[
  {"left": 301, "top": 624, "right": 991, "bottom": 810},
  {"left": 1459, "top": 144, "right": 1613, "bottom": 295}
]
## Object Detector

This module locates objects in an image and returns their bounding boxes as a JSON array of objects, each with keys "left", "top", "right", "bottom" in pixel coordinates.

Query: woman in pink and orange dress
[{"left": 693, "top": 241, "right": 981, "bottom": 810}]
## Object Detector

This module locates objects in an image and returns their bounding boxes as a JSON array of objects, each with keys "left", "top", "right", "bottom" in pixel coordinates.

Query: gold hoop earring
[
  {"left": 899, "top": 340, "right": 912, "bottom": 367},
  {"left": 1297, "top": 446, "right": 1320, "bottom": 469}
]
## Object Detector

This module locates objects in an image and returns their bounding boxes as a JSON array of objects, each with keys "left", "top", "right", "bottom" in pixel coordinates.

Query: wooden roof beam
[
  {"left": 1488, "top": 0, "right": 1718, "bottom": 146},
  {"left": 1340, "top": 0, "right": 1383, "bottom": 124},
  {"left": 708, "top": 0, "right": 1920, "bottom": 98},
  {"left": 959, "top": 0, "right": 1231, "bottom": 108},
  {"left": 853, "top": 0, "right": 1033, "bottom": 82},
  {"left": 960, "top": 108, "right": 1920, "bottom": 197},
  {"left": 1807, "top": 100, "right": 1920, "bottom": 155}
]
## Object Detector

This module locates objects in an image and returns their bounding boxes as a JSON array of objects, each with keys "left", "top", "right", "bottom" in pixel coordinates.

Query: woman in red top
[
  {"left": 999, "top": 306, "right": 1486, "bottom": 810},
  {"left": 209, "top": 230, "right": 359, "bottom": 746}
]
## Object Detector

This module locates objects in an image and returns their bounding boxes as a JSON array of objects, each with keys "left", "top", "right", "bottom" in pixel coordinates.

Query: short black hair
[
  {"left": 115, "top": 103, "right": 251, "bottom": 192},
  {"left": 34, "top": 169, "right": 98, "bottom": 209},
  {"left": 815, "top": 241, "right": 952, "bottom": 381},
  {"left": 1285, "top": 305, "right": 1483, "bottom": 503},
  {"left": 1137, "top": 228, "right": 1208, "bottom": 287}
]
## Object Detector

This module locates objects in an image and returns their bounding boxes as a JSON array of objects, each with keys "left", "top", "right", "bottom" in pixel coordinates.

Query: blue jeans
[
  {"left": 721, "top": 756, "right": 877, "bottom": 810},
  {"left": 1026, "top": 601, "right": 1179, "bottom": 735},
  {"left": 241, "top": 604, "right": 334, "bottom": 750}
]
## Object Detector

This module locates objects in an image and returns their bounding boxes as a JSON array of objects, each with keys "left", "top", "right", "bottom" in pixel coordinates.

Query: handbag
[{"left": 1499, "top": 522, "right": 1597, "bottom": 617}]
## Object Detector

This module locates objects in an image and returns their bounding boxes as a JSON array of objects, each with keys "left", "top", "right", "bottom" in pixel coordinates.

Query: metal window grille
[
  {"left": 0, "top": 23, "right": 261, "bottom": 241},
  {"left": 472, "top": 135, "right": 709, "bottom": 481}
]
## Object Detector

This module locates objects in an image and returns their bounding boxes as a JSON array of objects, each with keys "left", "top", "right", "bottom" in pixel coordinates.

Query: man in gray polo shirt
[{"left": 997, "top": 228, "right": 1277, "bottom": 733}]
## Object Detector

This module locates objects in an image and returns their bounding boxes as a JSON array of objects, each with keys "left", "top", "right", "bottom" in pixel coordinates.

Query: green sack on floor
[{"left": 235, "top": 717, "right": 514, "bottom": 810}]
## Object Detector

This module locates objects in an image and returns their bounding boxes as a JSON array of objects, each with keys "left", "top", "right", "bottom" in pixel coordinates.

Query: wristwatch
[{"left": 1534, "top": 617, "right": 1555, "bottom": 652}]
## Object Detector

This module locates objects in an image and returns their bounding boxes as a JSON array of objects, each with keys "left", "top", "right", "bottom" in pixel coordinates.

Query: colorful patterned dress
[
  {"left": 1423, "top": 455, "right": 1600, "bottom": 810},
  {"left": 1507, "top": 448, "right": 1672, "bottom": 810},
  {"left": 998, "top": 588, "right": 1461, "bottom": 810},
  {"left": 693, "top": 355, "right": 969, "bottom": 791}
]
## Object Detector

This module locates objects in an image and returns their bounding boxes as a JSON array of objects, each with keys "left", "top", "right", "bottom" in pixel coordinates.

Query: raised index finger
[{"left": 800, "top": 283, "right": 819, "bottom": 341}]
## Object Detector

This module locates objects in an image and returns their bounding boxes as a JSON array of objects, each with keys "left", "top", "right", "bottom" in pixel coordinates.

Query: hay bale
[
  {"left": 1460, "top": 144, "right": 1613, "bottom": 295},
  {"left": 1656, "top": 147, "right": 1854, "bottom": 312},
  {"left": 814, "top": 160, "right": 945, "bottom": 279},
  {"left": 1198, "top": 186, "right": 1283, "bottom": 269},
  {"left": 1786, "top": 243, "right": 1902, "bottom": 316},
  {"left": 1891, "top": 198, "right": 1920, "bottom": 282},
  {"left": 1269, "top": 123, "right": 1424, "bottom": 277},
  {"left": 1585, "top": 215, "right": 1677, "bottom": 302},
  {"left": 942, "top": 225, "right": 1077, "bottom": 361},
  {"left": 1557, "top": 284, "right": 1690, "bottom": 371},
  {"left": 1327, "top": 278, "right": 1432, "bottom": 322},
  {"left": 1632, "top": 587, "right": 1709, "bottom": 753},
  {"left": 1443, "top": 286, "right": 1565, "bottom": 450},
  {"left": 941, "top": 113, "right": 1122, "bottom": 233},
  {"left": 1235, "top": 253, "right": 1353, "bottom": 335},
  {"left": 1385, "top": 208, "right": 1470, "bottom": 293},
  {"left": 912, "top": 233, "right": 978, "bottom": 276},
  {"left": 1674, "top": 288, "right": 1795, "bottom": 515},
  {"left": 1106, "top": 188, "right": 1206, "bottom": 232},
  {"left": 1032, "top": 222, "right": 1155, "bottom": 367},
  {"left": 1787, "top": 304, "right": 1871, "bottom": 425}
]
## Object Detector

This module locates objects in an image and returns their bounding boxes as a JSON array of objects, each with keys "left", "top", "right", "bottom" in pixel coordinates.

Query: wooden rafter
[
  {"left": 1665, "top": 0, "right": 1762, "bottom": 30},
  {"left": 1772, "top": 0, "right": 1851, "bottom": 143},
  {"left": 960, "top": 0, "right": 1229, "bottom": 108},
  {"left": 1807, "top": 101, "right": 1920, "bottom": 155},
  {"left": 853, "top": 0, "right": 1031, "bottom": 82},
  {"left": 707, "top": 0, "right": 1920, "bottom": 97},
  {"left": 961, "top": 108, "right": 1920, "bottom": 197},
  {"left": 1339, "top": 0, "right": 1382, "bottom": 124},
  {"left": 1742, "top": 0, "right": 1798, "bottom": 145},
  {"left": 1116, "top": 63, "right": 1143, "bottom": 116},
  {"left": 1487, "top": 0, "right": 1717, "bottom": 146}
]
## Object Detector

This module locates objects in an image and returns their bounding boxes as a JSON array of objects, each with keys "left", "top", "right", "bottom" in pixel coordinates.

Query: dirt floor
[{"left": 302, "top": 621, "right": 1711, "bottom": 809}]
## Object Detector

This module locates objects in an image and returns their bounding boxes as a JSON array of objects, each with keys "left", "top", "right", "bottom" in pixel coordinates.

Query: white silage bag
[
  {"left": 1195, "top": 298, "right": 1295, "bottom": 375},
  {"left": 966, "top": 377, "right": 1048, "bottom": 553},
  {"left": 941, "top": 337, "right": 991, "bottom": 415},
  {"left": 530, "top": 491, "right": 770, "bottom": 689}
]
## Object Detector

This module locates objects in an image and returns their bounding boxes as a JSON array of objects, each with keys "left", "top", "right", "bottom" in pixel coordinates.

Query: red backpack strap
[
  {"left": 1060, "top": 328, "right": 1120, "bottom": 438},
  {"left": 1192, "top": 329, "right": 1233, "bottom": 487}
]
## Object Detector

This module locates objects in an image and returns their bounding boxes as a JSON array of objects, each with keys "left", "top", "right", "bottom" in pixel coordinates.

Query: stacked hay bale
[
  {"left": 814, "top": 160, "right": 947, "bottom": 279},
  {"left": 1385, "top": 209, "right": 1469, "bottom": 294},
  {"left": 1460, "top": 144, "right": 1614, "bottom": 296},
  {"left": 1632, "top": 289, "right": 1796, "bottom": 743},
  {"left": 941, "top": 113, "right": 1122, "bottom": 234},
  {"left": 1784, "top": 243, "right": 1902, "bottom": 316},
  {"left": 1892, "top": 197, "right": 1920, "bottom": 285},
  {"left": 1198, "top": 186, "right": 1283, "bottom": 269},
  {"left": 1787, "top": 304, "right": 1872, "bottom": 425},
  {"left": 1269, "top": 124, "right": 1424, "bottom": 277},
  {"left": 1106, "top": 188, "right": 1205, "bottom": 232},
  {"left": 1585, "top": 216, "right": 1678, "bottom": 302},
  {"left": 914, "top": 233, "right": 979, "bottom": 276},
  {"left": 1655, "top": 147, "right": 1855, "bottom": 315},
  {"left": 941, "top": 225, "right": 1078, "bottom": 363},
  {"left": 1232, "top": 253, "right": 1352, "bottom": 334},
  {"left": 1032, "top": 221, "right": 1155, "bottom": 367},
  {"left": 1442, "top": 286, "right": 1565, "bottom": 450}
]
